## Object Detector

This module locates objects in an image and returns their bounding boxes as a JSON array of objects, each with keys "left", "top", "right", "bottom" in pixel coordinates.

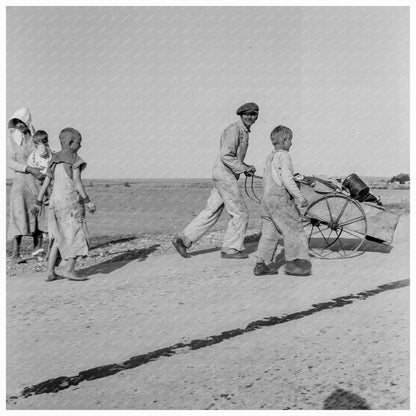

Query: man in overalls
[{"left": 173, "top": 102, "right": 259, "bottom": 259}]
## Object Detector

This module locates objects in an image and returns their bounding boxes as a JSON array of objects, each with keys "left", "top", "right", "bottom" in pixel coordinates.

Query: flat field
[{"left": 5, "top": 178, "right": 410, "bottom": 241}]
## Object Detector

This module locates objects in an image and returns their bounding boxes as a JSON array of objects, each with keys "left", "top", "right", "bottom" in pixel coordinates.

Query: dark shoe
[
  {"left": 172, "top": 236, "right": 191, "bottom": 258},
  {"left": 254, "top": 262, "right": 279, "bottom": 276},
  {"left": 221, "top": 251, "right": 249, "bottom": 259},
  {"left": 285, "top": 260, "right": 311, "bottom": 276},
  {"left": 294, "top": 259, "right": 312, "bottom": 269},
  {"left": 266, "top": 262, "right": 280, "bottom": 274}
]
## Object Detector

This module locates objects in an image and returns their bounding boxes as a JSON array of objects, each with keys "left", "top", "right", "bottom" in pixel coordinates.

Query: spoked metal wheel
[{"left": 302, "top": 194, "right": 367, "bottom": 259}]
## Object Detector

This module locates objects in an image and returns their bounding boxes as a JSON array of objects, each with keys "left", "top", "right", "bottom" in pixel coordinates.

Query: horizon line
[{"left": 5, "top": 175, "right": 398, "bottom": 182}]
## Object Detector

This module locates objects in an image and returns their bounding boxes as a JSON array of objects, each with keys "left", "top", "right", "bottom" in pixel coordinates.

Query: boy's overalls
[{"left": 257, "top": 150, "right": 310, "bottom": 264}]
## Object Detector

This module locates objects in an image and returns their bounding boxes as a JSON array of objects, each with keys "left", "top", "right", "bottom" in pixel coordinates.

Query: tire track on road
[{"left": 11, "top": 278, "right": 409, "bottom": 401}]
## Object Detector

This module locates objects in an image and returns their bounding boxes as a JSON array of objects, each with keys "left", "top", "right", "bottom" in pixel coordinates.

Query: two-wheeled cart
[{"left": 244, "top": 173, "right": 399, "bottom": 260}]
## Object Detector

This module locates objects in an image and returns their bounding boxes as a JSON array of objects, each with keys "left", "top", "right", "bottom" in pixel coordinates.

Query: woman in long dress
[{"left": 7, "top": 107, "right": 47, "bottom": 259}]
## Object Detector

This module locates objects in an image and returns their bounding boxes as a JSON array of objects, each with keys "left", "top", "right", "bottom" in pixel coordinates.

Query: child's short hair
[
  {"left": 33, "top": 130, "right": 48, "bottom": 142},
  {"left": 270, "top": 125, "right": 292, "bottom": 146},
  {"left": 59, "top": 127, "right": 82, "bottom": 147}
]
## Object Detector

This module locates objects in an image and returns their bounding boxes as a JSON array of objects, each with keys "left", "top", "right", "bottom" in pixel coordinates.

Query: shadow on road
[
  {"left": 190, "top": 230, "right": 391, "bottom": 259},
  {"left": 79, "top": 244, "right": 160, "bottom": 276},
  {"left": 190, "top": 233, "right": 261, "bottom": 257},
  {"left": 309, "top": 237, "right": 392, "bottom": 254},
  {"left": 323, "top": 388, "right": 371, "bottom": 409},
  {"left": 89, "top": 235, "right": 138, "bottom": 250},
  {"left": 190, "top": 247, "right": 221, "bottom": 256},
  {"left": 15, "top": 279, "right": 408, "bottom": 401}
]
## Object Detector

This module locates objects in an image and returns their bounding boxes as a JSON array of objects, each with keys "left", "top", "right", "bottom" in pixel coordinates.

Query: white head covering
[{"left": 9, "top": 107, "right": 36, "bottom": 136}]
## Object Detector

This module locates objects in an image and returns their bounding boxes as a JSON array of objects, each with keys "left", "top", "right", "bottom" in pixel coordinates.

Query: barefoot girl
[{"left": 32, "top": 128, "right": 96, "bottom": 281}]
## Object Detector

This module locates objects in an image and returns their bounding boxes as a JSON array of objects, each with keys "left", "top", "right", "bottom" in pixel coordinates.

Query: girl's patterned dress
[{"left": 47, "top": 153, "right": 89, "bottom": 259}]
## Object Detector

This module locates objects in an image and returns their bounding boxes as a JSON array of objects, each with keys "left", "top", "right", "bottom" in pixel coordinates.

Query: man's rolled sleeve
[{"left": 220, "top": 125, "right": 248, "bottom": 175}]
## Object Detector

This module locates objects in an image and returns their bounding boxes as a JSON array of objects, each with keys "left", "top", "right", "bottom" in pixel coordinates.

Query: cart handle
[{"left": 244, "top": 174, "right": 262, "bottom": 204}]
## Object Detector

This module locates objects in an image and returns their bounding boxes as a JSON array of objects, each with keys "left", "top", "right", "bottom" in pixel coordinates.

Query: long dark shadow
[
  {"left": 89, "top": 235, "right": 138, "bottom": 250},
  {"left": 190, "top": 233, "right": 261, "bottom": 257},
  {"left": 309, "top": 237, "right": 392, "bottom": 254},
  {"left": 13, "top": 278, "right": 409, "bottom": 400},
  {"left": 79, "top": 244, "right": 160, "bottom": 276}
]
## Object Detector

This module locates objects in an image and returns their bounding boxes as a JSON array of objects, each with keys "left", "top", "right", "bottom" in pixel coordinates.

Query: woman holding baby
[{"left": 7, "top": 107, "right": 48, "bottom": 260}]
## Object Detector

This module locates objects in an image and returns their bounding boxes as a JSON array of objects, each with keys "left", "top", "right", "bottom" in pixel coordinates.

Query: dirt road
[{"left": 6, "top": 215, "right": 410, "bottom": 410}]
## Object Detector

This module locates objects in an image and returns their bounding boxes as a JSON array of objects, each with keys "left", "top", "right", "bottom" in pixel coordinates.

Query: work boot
[
  {"left": 267, "top": 262, "right": 280, "bottom": 274},
  {"left": 285, "top": 259, "right": 311, "bottom": 276},
  {"left": 172, "top": 236, "right": 191, "bottom": 258},
  {"left": 294, "top": 259, "right": 312, "bottom": 269},
  {"left": 253, "top": 261, "right": 279, "bottom": 276},
  {"left": 221, "top": 251, "right": 249, "bottom": 259}
]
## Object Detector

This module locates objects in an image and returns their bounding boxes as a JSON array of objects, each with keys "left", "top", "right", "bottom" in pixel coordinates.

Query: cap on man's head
[{"left": 236, "top": 102, "right": 259, "bottom": 116}]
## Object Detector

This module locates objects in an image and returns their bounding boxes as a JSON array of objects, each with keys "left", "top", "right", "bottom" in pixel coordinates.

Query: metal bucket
[{"left": 342, "top": 174, "right": 370, "bottom": 201}]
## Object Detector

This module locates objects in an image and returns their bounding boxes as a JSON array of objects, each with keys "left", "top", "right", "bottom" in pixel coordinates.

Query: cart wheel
[{"left": 302, "top": 194, "right": 367, "bottom": 259}]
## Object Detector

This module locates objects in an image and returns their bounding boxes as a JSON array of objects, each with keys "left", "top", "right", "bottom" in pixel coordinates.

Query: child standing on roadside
[
  {"left": 32, "top": 128, "right": 96, "bottom": 282},
  {"left": 254, "top": 125, "right": 312, "bottom": 276}
]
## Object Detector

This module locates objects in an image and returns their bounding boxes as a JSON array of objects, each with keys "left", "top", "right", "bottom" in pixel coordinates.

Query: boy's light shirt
[{"left": 271, "top": 149, "right": 304, "bottom": 199}]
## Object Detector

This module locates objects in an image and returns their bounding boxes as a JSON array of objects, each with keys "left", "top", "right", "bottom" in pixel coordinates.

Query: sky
[{"left": 5, "top": 5, "right": 410, "bottom": 179}]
